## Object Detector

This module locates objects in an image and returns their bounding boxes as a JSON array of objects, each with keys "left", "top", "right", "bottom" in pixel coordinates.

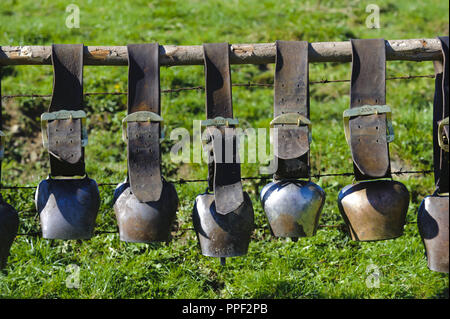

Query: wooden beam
[{"left": 0, "top": 38, "right": 443, "bottom": 66}]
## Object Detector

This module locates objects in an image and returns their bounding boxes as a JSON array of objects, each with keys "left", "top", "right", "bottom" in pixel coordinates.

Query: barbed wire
[
  {"left": 0, "top": 74, "right": 435, "bottom": 100},
  {"left": 15, "top": 221, "right": 419, "bottom": 238},
  {"left": 0, "top": 169, "right": 433, "bottom": 190}
]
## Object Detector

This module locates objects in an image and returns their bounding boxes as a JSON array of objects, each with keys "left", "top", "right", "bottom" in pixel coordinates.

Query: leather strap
[
  {"left": 203, "top": 42, "right": 244, "bottom": 215},
  {"left": 0, "top": 74, "right": 3, "bottom": 182},
  {"left": 126, "top": 43, "right": 163, "bottom": 202},
  {"left": 349, "top": 38, "right": 391, "bottom": 180},
  {"left": 273, "top": 40, "right": 310, "bottom": 179},
  {"left": 48, "top": 44, "right": 85, "bottom": 177},
  {"left": 433, "top": 36, "right": 449, "bottom": 194}
]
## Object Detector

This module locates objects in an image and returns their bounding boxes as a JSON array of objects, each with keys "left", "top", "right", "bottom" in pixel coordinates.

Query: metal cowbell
[
  {"left": 417, "top": 195, "right": 449, "bottom": 273},
  {"left": 261, "top": 180, "right": 325, "bottom": 238},
  {"left": 193, "top": 191, "right": 254, "bottom": 258},
  {"left": 260, "top": 41, "right": 324, "bottom": 239},
  {"left": 337, "top": 180, "right": 409, "bottom": 241},
  {"left": 114, "top": 180, "right": 178, "bottom": 243},
  {"left": 114, "top": 43, "right": 179, "bottom": 243},
  {"left": 192, "top": 43, "right": 254, "bottom": 260},
  {"left": 0, "top": 197, "right": 19, "bottom": 269},
  {"left": 338, "top": 39, "right": 409, "bottom": 241},
  {"left": 36, "top": 177, "right": 100, "bottom": 239},
  {"left": 36, "top": 44, "right": 100, "bottom": 240}
]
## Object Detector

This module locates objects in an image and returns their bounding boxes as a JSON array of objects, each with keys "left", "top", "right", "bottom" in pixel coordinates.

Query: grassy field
[{"left": 0, "top": 0, "right": 449, "bottom": 299}]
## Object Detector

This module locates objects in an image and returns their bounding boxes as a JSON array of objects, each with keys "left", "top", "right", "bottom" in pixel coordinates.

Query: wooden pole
[{"left": 0, "top": 38, "right": 443, "bottom": 66}]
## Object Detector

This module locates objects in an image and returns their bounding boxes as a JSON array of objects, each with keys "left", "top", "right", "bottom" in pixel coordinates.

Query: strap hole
[{"left": 376, "top": 126, "right": 378, "bottom": 130}]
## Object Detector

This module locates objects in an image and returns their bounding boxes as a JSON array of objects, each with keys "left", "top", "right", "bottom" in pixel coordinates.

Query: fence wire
[
  {"left": 1, "top": 74, "right": 435, "bottom": 100},
  {"left": 0, "top": 169, "right": 434, "bottom": 190}
]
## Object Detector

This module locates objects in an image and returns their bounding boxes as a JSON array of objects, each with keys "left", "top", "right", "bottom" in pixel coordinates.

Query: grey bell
[
  {"left": 260, "top": 180, "right": 325, "bottom": 238},
  {"left": 35, "top": 177, "right": 100, "bottom": 240},
  {"left": 193, "top": 191, "right": 254, "bottom": 258},
  {"left": 417, "top": 195, "right": 449, "bottom": 273},
  {"left": 0, "top": 197, "right": 19, "bottom": 269},
  {"left": 113, "top": 180, "right": 179, "bottom": 243},
  {"left": 338, "top": 180, "right": 409, "bottom": 241}
]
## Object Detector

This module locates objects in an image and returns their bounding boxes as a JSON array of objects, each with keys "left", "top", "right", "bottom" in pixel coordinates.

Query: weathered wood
[{"left": 0, "top": 38, "right": 443, "bottom": 66}]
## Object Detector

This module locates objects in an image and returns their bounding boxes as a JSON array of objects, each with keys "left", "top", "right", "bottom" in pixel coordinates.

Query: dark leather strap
[
  {"left": 349, "top": 38, "right": 391, "bottom": 180},
  {"left": 48, "top": 44, "right": 85, "bottom": 177},
  {"left": 273, "top": 40, "right": 310, "bottom": 179},
  {"left": 0, "top": 74, "right": 3, "bottom": 182},
  {"left": 433, "top": 36, "right": 449, "bottom": 194},
  {"left": 203, "top": 42, "right": 244, "bottom": 215},
  {"left": 126, "top": 43, "right": 163, "bottom": 202}
]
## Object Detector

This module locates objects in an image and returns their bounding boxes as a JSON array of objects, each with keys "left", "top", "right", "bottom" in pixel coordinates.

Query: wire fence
[{"left": 1, "top": 74, "right": 435, "bottom": 100}]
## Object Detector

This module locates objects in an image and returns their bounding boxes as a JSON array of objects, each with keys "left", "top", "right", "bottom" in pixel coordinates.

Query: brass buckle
[
  {"left": 0, "top": 130, "right": 5, "bottom": 160},
  {"left": 270, "top": 112, "right": 312, "bottom": 143},
  {"left": 201, "top": 116, "right": 239, "bottom": 127},
  {"left": 41, "top": 110, "right": 88, "bottom": 149},
  {"left": 122, "top": 111, "right": 163, "bottom": 143},
  {"left": 438, "top": 117, "right": 449, "bottom": 152},
  {"left": 343, "top": 105, "right": 394, "bottom": 145}
]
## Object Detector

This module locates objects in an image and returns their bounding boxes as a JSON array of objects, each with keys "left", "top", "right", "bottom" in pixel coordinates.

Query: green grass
[{"left": 0, "top": 0, "right": 448, "bottom": 299}]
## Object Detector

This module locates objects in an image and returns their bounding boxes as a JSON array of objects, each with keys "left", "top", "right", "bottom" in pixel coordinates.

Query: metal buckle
[
  {"left": 122, "top": 111, "right": 163, "bottom": 143},
  {"left": 270, "top": 112, "right": 312, "bottom": 143},
  {"left": 438, "top": 117, "right": 449, "bottom": 152},
  {"left": 201, "top": 116, "right": 239, "bottom": 127},
  {"left": 343, "top": 105, "right": 394, "bottom": 145},
  {"left": 0, "top": 130, "right": 5, "bottom": 160},
  {"left": 41, "top": 110, "right": 88, "bottom": 149}
]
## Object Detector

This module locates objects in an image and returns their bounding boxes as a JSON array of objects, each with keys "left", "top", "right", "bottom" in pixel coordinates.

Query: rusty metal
[
  {"left": 113, "top": 180, "right": 178, "bottom": 243},
  {"left": 417, "top": 195, "right": 449, "bottom": 273},
  {"left": 193, "top": 191, "right": 254, "bottom": 258},
  {"left": 260, "top": 180, "right": 325, "bottom": 238},
  {"left": 0, "top": 197, "right": 19, "bottom": 269},
  {"left": 338, "top": 180, "right": 409, "bottom": 241},
  {"left": 35, "top": 177, "right": 100, "bottom": 239}
]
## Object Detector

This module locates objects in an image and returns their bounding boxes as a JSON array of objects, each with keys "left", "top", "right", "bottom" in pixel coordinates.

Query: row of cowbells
[
  {"left": 0, "top": 173, "right": 445, "bottom": 271},
  {"left": 1, "top": 38, "right": 448, "bottom": 274}
]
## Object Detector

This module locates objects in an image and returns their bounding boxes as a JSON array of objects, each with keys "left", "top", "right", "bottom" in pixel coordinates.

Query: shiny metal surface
[
  {"left": 114, "top": 180, "right": 178, "bottom": 243},
  {"left": 417, "top": 195, "right": 449, "bottom": 273},
  {"left": 260, "top": 180, "right": 325, "bottom": 238},
  {"left": 338, "top": 180, "right": 409, "bottom": 241},
  {"left": 193, "top": 192, "right": 254, "bottom": 258},
  {"left": 35, "top": 177, "right": 100, "bottom": 239},
  {"left": 0, "top": 198, "right": 19, "bottom": 269}
]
